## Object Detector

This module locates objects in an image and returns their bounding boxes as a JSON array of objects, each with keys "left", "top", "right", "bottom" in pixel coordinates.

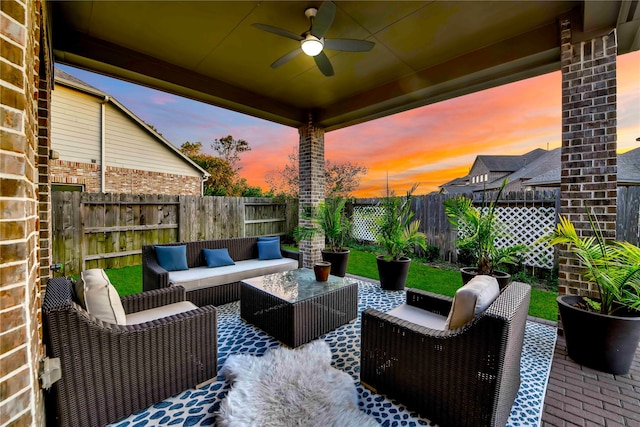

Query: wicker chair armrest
[
  {"left": 142, "top": 246, "right": 170, "bottom": 292},
  {"left": 44, "top": 302, "right": 217, "bottom": 427},
  {"left": 120, "top": 285, "right": 186, "bottom": 314},
  {"left": 405, "top": 288, "right": 453, "bottom": 317}
]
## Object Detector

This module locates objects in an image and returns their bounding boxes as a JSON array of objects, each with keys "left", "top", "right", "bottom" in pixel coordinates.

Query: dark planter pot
[
  {"left": 377, "top": 256, "right": 411, "bottom": 291},
  {"left": 313, "top": 261, "right": 331, "bottom": 282},
  {"left": 460, "top": 266, "right": 511, "bottom": 290},
  {"left": 321, "top": 250, "right": 350, "bottom": 277},
  {"left": 558, "top": 295, "right": 640, "bottom": 375}
]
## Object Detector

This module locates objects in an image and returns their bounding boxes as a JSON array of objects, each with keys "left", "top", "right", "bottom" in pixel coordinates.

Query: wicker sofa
[
  {"left": 360, "top": 281, "right": 531, "bottom": 427},
  {"left": 142, "top": 237, "right": 299, "bottom": 306},
  {"left": 43, "top": 276, "right": 218, "bottom": 427}
]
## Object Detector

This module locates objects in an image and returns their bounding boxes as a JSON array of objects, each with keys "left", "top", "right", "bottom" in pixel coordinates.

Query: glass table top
[{"left": 242, "top": 268, "right": 355, "bottom": 303}]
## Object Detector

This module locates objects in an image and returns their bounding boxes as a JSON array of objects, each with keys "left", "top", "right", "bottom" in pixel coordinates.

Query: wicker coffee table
[{"left": 240, "top": 268, "right": 358, "bottom": 347}]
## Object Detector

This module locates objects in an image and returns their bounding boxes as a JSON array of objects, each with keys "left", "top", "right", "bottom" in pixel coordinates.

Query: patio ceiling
[{"left": 50, "top": 1, "right": 640, "bottom": 132}]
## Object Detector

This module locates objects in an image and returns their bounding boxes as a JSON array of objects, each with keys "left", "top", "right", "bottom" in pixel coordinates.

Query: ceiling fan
[{"left": 252, "top": 1, "right": 375, "bottom": 77}]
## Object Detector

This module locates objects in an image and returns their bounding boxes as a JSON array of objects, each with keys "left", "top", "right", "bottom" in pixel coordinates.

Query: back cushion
[
  {"left": 444, "top": 275, "right": 500, "bottom": 330},
  {"left": 76, "top": 269, "right": 127, "bottom": 325}
]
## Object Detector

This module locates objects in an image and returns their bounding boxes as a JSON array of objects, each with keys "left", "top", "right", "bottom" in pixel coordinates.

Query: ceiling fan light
[{"left": 301, "top": 36, "right": 323, "bottom": 56}]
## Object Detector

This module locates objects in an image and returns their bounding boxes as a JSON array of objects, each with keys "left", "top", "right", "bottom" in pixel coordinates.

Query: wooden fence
[{"left": 52, "top": 192, "right": 297, "bottom": 276}]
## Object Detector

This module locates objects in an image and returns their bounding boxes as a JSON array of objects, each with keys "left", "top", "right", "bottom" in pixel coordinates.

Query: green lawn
[{"left": 104, "top": 247, "right": 558, "bottom": 321}]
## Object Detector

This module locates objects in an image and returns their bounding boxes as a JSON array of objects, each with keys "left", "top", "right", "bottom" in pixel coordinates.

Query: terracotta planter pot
[
  {"left": 321, "top": 250, "right": 350, "bottom": 277},
  {"left": 377, "top": 256, "right": 411, "bottom": 290},
  {"left": 313, "top": 261, "right": 331, "bottom": 282},
  {"left": 558, "top": 295, "right": 640, "bottom": 375},
  {"left": 460, "top": 267, "right": 511, "bottom": 290}
]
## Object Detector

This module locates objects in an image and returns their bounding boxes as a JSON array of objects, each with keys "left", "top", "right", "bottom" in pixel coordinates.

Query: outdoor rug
[{"left": 109, "top": 279, "right": 557, "bottom": 427}]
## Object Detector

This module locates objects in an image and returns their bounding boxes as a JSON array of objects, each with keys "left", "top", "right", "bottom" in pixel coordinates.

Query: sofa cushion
[
  {"left": 156, "top": 245, "right": 188, "bottom": 271},
  {"left": 445, "top": 275, "right": 500, "bottom": 330},
  {"left": 76, "top": 268, "right": 127, "bottom": 325},
  {"left": 388, "top": 304, "right": 448, "bottom": 330},
  {"left": 203, "top": 248, "right": 235, "bottom": 268},
  {"left": 257, "top": 239, "right": 282, "bottom": 260},
  {"left": 258, "top": 236, "right": 280, "bottom": 242},
  {"left": 445, "top": 275, "right": 500, "bottom": 329},
  {"left": 126, "top": 301, "right": 198, "bottom": 325},
  {"left": 168, "top": 258, "right": 298, "bottom": 292}
]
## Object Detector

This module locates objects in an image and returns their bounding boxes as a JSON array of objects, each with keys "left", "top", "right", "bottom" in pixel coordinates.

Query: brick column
[
  {"left": 298, "top": 114, "right": 325, "bottom": 268},
  {"left": 558, "top": 19, "right": 618, "bottom": 297}
]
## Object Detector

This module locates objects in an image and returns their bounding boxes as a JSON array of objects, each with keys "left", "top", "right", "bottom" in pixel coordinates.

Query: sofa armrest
[
  {"left": 121, "top": 285, "right": 186, "bottom": 314},
  {"left": 142, "top": 246, "right": 170, "bottom": 292},
  {"left": 406, "top": 288, "right": 453, "bottom": 317},
  {"left": 280, "top": 248, "right": 302, "bottom": 268}
]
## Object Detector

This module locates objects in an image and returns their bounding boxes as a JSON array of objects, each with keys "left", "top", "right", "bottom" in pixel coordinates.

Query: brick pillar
[
  {"left": 558, "top": 19, "right": 618, "bottom": 297},
  {"left": 38, "top": 27, "right": 52, "bottom": 287},
  {"left": 298, "top": 114, "right": 325, "bottom": 268},
  {"left": 0, "top": 1, "right": 48, "bottom": 425}
]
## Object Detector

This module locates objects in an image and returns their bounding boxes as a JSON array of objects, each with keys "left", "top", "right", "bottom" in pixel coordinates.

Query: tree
[
  {"left": 180, "top": 141, "right": 235, "bottom": 196},
  {"left": 212, "top": 135, "right": 251, "bottom": 172},
  {"left": 265, "top": 146, "right": 368, "bottom": 198}
]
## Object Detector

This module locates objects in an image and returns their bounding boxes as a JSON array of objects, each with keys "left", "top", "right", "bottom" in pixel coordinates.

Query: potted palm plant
[
  {"left": 443, "top": 178, "right": 526, "bottom": 289},
  {"left": 294, "top": 197, "right": 351, "bottom": 277},
  {"left": 546, "top": 211, "right": 640, "bottom": 374},
  {"left": 374, "top": 183, "right": 427, "bottom": 290}
]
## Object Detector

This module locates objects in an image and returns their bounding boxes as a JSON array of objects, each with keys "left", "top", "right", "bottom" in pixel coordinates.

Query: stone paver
[{"left": 542, "top": 335, "right": 640, "bottom": 427}]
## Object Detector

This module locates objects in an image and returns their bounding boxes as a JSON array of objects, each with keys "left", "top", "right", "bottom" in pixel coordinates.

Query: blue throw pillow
[
  {"left": 155, "top": 245, "right": 188, "bottom": 271},
  {"left": 203, "top": 248, "right": 235, "bottom": 268},
  {"left": 257, "top": 239, "right": 282, "bottom": 260},
  {"left": 258, "top": 236, "right": 280, "bottom": 242}
]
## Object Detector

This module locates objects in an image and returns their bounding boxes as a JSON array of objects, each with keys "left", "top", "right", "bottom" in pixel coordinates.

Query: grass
[{"left": 104, "top": 247, "right": 558, "bottom": 320}]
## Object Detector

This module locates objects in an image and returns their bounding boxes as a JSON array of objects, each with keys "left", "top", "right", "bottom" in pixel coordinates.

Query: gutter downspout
[{"left": 100, "top": 96, "right": 110, "bottom": 193}]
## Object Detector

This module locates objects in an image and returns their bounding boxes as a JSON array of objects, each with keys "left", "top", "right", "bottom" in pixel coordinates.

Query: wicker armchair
[
  {"left": 360, "top": 281, "right": 531, "bottom": 427},
  {"left": 43, "top": 277, "right": 218, "bottom": 427}
]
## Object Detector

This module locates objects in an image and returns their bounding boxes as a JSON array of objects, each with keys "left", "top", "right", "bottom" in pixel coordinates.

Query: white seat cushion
[
  {"left": 444, "top": 275, "right": 500, "bottom": 330},
  {"left": 126, "top": 301, "right": 198, "bottom": 325},
  {"left": 76, "top": 268, "right": 127, "bottom": 325},
  {"left": 168, "top": 258, "right": 298, "bottom": 292},
  {"left": 388, "top": 304, "right": 448, "bottom": 330}
]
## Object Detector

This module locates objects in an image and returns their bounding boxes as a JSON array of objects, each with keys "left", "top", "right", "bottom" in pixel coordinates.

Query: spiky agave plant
[{"left": 546, "top": 210, "right": 640, "bottom": 315}]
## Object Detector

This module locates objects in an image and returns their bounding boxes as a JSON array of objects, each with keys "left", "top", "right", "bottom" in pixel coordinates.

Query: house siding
[
  {"left": 51, "top": 85, "right": 101, "bottom": 163},
  {"left": 104, "top": 104, "right": 201, "bottom": 178}
]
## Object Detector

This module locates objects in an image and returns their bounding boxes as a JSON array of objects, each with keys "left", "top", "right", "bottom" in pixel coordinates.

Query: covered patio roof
[{"left": 50, "top": 1, "right": 640, "bottom": 132}]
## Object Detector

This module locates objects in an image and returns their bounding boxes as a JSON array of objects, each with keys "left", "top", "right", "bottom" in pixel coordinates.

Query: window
[{"left": 484, "top": 173, "right": 488, "bottom": 182}]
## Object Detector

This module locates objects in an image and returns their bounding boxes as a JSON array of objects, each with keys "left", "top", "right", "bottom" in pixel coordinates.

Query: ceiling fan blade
[
  {"left": 311, "top": 1, "right": 336, "bottom": 39},
  {"left": 314, "top": 51, "right": 334, "bottom": 77},
  {"left": 271, "top": 48, "right": 303, "bottom": 69},
  {"left": 252, "top": 23, "right": 303, "bottom": 41},
  {"left": 324, "top": 38, "right": 375, "bottom": 52}
]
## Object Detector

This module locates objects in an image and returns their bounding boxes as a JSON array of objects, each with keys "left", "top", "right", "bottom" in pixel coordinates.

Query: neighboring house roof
[
  {"left": 53, "top": 67, "right": 209, "bottom": 178},
  {"left": 525, "top": 148, "right": 640, "bottom": 187},
  {"left": 471, "top": 149, "right": 547, "bottom": 173},
  {"left": 483, "top": 148, "right": 561, "bottom": 190}
]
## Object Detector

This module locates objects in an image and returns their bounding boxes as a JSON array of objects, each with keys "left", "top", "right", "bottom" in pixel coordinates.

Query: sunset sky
[{"left": 58, "top": 50, "right": 639, "bottom": 197}]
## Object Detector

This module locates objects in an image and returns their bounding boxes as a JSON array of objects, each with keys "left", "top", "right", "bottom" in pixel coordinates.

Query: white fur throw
[{"left": 217, "top": 340, "right": 378, "bottom": 427}]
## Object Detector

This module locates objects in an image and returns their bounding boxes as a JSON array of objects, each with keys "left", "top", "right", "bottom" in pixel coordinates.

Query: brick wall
[
  {"left": 50, "top": 160, "right": 201, "bottom": 195},
  {"left": 298, "top": 115, "right": 326, "bottom": 268},
  {"left": 0, "top": 0, "right": 47, "bottom": 425},
  {"left": 558, "top": 19, "right": 618, "bottom": 296}
]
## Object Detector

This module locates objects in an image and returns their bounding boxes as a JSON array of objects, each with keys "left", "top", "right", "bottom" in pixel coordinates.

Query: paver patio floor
[{"left": 542, "top": 334, "right": 640, "bottom": 427}]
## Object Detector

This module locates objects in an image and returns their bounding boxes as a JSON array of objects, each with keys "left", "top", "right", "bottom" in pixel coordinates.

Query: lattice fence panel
[
  {"left": 459, "top": 206, "right": 556, "bottom": 269},
  {"left": 352, "top": 206, "right": 383, "bottom": 242}
]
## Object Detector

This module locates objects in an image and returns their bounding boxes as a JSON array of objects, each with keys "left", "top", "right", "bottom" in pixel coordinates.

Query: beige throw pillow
[
  {"left": 76, "top": 268, "right": 127, "bottom": 325},
  {"left": 444, "top": 275, "right": 500, "bottom": 330}
]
